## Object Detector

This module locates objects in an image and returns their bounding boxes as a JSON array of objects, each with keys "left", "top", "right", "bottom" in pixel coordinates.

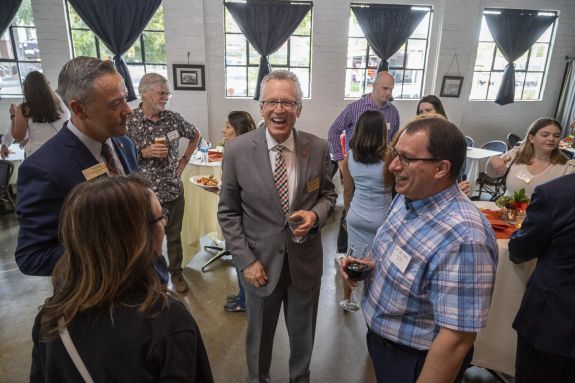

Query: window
[
  {"left": 345, "top": 6, "right": 431, "bottom": 99},
  {"left": 224, "top": 6, "right": 312, "bottom": 98},
  {"left": 0, "top": 0, "right": 42, "bottom": 97},
  {"left": 66, "top": 2, "right": 167, "bottom": 94},
  {"left": 470, "top": 10, "right": 556, "bottom": 101}
]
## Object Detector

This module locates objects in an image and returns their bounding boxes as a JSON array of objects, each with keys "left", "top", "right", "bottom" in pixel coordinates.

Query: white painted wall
[{"left": 1, "top": 0, "right": 575, "bottom": 149}]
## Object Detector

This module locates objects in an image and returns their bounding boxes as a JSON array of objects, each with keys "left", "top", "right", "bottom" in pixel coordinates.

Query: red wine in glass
[{"left": 344, "top": 262, "right": 371, "bottom": 282}]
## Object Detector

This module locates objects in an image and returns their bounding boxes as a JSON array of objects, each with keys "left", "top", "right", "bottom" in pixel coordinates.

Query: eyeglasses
[
  {"left": 151, "top": 88, "right": 172, "bottom": 99},
  {"left": 391, "top": 148, "right": 440, "bottom": 167},
  {"left": 260, "top": 100, "right": 299, "bottom": 109},
  {"left": 151, "top": 208, "right": 169, "bottom": 225}
]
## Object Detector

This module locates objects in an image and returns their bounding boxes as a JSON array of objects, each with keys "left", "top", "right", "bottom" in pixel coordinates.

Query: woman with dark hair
[
  {"left": 222, "top": 111, "right": 257, "bottom": 142},
  {"left": 486, "top": 117, "right": 575, "bottom": 198},
  {"left": 339, "top": 110, "right": 394, "bottom": 311},
  {"left": 10, "top": 71, "right": 70, "bottom": 156},
  {"left": 416, "top": 95, "right": 447, "bottom": 118},
  {"left": 221, "top": 111, "right": 256, "bottom": 313},
  {"left": 30, "top": 176, "right": 213, "bottom": 382}
]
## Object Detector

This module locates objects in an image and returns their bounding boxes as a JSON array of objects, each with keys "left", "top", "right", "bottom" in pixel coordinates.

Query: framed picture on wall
[
  {"left": 440, "top": 76, "right": 463, "bottom": 97},
  {"left": 173, "top": 64, "right": 205, "bottom": 91}
]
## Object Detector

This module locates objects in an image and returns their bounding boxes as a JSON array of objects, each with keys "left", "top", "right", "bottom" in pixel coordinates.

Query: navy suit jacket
[
  {"left": 509, "top": 172, "right": 575, "bottom": 359},
  {"left": 15, "top": 125, "right": 139, "bottom": 276}
]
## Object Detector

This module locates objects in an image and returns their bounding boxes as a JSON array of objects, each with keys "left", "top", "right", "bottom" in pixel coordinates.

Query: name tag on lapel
[
  {"left": 82, "top": 162, "right": 108, "bottom": 180},
  {"left": 307, "top": 177, "right": 320, "bottom": 193},
  {"left": 389, "top": 245, "right": 411, "bottom": 274}
]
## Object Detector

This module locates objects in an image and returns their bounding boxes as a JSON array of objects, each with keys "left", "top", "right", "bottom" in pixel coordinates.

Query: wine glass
[
  {"left": 340, "top": 244, "right": 371, "bottom": 312},
  {"left": 286, "top": 210, "right": 306, "bottom": 243}
]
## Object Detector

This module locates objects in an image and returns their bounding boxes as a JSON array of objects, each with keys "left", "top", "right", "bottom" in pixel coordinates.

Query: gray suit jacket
[{"left": 218, "top": 127, "right": 337, "bottom": 297}]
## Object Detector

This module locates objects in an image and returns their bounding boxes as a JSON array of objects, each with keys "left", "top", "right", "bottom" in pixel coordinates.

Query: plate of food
[{"left": 190, "top": 175, "right": 221, "bottom": 188}]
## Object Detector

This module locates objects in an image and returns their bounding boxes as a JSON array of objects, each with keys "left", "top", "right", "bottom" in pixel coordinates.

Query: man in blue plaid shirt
[{"left": 342, "top": 117, "right": 498, "bottom": 383}]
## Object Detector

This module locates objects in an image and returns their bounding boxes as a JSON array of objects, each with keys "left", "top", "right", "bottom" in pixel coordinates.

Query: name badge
[
  {"left": 386, "top": 122, "right": 390, "bottom": 131},
  {"left": 515, "top": 170, "right": 533, "bottom": 184},
  {"left": 307, "top": 177, "right": 320, "bottom": 192},
  {"left": 389, "top": 245, "right": 411, "bottom": 274},
  {"left": 167, "top": 130, "right": 180, "bottom": 141},
  {"left": 82, "top": 162, "right": 108, "bottom": 181}
]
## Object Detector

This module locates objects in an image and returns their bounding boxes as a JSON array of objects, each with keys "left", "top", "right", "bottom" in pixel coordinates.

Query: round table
[{"left": 181, "top": 158, "right": 222, "bottom": 267}]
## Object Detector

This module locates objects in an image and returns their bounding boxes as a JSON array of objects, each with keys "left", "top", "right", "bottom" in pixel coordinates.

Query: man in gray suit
[{"left": 218, "top": 70, "right": 336, "bottom": 383}]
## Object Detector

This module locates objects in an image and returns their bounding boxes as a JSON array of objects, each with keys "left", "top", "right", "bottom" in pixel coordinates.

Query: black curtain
[
  {"left": 225, "top": 1, "right": 312, "bottom": 100},
  {"left": 485, "top": 9, "right": 556, "bottom": 105},
  {"left": 68, "top": 0, "right": 162, "bottom": 101},
  {"left": 352, "top": 4, "right": 428, "bottom": 73},
  {"left": 0, "top": 0, "right": 22, "bottom": 36}
]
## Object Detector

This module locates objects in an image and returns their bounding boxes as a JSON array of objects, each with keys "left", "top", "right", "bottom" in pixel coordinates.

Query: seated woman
[
  {"left": 416, "top": 95, "right": 472, "bottom": 197},
  {"left": 10, "top": 71, "right": 70, "bottom": 156},
  {"left": 221, "top": 111, "right": 257, "bottom": 313},
  {"left": 340, "top": 111, "right": 394, "bottom": 311},
  {"left": 486, "top": 117, "right": 575, "bottom": 198},
  {"left": 31, "top": 176, "right": 213, "bottom": 382}
]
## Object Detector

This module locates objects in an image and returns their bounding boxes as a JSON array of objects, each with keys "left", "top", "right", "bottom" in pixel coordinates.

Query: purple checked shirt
[{"left": 327, "top": 95, "right": 400, "bottom": 161}]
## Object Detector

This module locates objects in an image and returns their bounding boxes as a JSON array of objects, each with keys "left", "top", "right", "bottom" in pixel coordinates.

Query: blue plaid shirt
[{"left": 362, "top": 184, "right": 498, "bottom": 350}]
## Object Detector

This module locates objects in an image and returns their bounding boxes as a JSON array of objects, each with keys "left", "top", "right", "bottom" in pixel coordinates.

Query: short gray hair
[
  {"left": 138, "top": 72, "right": 168, "bottom": 94},
  {"left": 57, "top": 56, "right": 118, "bottom": 109},
  {"left": 259, "top": 70, "right": 303, "bottom": 106}
]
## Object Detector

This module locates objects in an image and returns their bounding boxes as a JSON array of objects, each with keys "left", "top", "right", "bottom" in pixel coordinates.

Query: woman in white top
[
  {"left": 486, "top": 117, "right": 575, "bottom": 198},
  {"left": 10, "top": 71, "right": 70, "bottom": 157}
]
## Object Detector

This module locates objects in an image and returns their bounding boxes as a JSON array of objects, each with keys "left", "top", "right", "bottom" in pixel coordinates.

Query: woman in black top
[{"left": 31, "top": 175, "right": 213, "bottom": 382}]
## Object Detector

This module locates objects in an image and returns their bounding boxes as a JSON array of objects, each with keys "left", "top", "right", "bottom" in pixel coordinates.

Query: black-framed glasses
[
  {"left": 151, "top": 208, "right": 169, "bottom": 225},
  {"left": 260, "top": 100, "right": 299, "bottom": 109},
  {"left": 391, "top": 148, "right": 440, "bottom": 167}
]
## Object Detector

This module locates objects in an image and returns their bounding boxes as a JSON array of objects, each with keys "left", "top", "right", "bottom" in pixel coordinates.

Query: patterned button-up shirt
[
  {"left": 127, "top": 105, "right": 197, "bottom": 203},
  {"left": 327, "top": 95, "right": 400, "bottom": 161},
  {"left": 362, "top": 184, "right": 498, "bottom": 350}
]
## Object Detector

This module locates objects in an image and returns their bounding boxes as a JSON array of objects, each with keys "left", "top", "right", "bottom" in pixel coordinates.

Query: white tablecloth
[
  {"left": 471, "top": 201, "right": 536, "bottom": 376},
  {"left": 181, "top": 158, "right": 222, "bottom": 267},
  {"left": 5, "top": 144, "right": 25, "bottom": 185},
  {"left": 465, "top": 147, "right": 503, "bottom": 192}
]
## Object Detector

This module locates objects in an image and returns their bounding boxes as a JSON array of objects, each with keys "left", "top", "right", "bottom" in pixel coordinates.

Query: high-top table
[
  {"left": 180, "top": 158, "right": 222, "bottom": 268},
  {"left": 465, "top": 147, "right": 503, "bottom": 193},
  {"left": 471, "top": 201, "right": 536, "bottom": 377},
  {"left": 5, "top": 144, "right": 25, "bottom": 186}
]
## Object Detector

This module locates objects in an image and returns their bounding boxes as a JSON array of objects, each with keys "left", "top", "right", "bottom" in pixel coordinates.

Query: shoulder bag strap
[{"left": 58, "top": 317, "right": 94, "bottom": 383}]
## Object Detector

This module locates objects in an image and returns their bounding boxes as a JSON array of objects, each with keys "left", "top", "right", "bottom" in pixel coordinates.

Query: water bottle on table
[{"left": 199, "top": 139, "right": 210, "bottom": 163}]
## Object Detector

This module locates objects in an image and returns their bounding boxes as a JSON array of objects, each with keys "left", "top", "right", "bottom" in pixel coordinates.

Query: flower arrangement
[{"left": 496, "top": 188, "right": 529, "bottom": 223}]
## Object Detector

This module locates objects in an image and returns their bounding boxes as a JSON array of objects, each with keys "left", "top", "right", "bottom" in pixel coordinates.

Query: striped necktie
[
  {"left": 273, "top": 145, "right": 289, "bottom": 214},
  {"left": 101, "top": 143, "right": 118, "bottom": 176}
]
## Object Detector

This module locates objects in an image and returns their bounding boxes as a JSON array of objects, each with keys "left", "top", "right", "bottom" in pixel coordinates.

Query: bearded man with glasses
[
  {"left": 341, "top": 117, "right": 498, "bottom": 383},
  {"left": 126, "top": 73, "right": 200, "bottom": 293}
]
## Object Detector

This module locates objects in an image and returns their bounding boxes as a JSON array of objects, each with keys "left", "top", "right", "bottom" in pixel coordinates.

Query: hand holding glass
[
  {"left": 340, "top": 244, "right": 372, "bottom": 312},
  {"left": 287, "top": 211, "right": 306, "bottom": 243}
]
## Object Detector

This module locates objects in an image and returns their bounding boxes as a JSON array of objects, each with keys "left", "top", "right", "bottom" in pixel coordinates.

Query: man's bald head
[{"left": 370, "top": 71, "right": 394, "bottom": 107}]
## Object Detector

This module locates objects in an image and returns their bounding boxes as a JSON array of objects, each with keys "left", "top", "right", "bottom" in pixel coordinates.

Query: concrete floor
[{"left": 0, "top": 201, "right": 511, "bottom": 382}]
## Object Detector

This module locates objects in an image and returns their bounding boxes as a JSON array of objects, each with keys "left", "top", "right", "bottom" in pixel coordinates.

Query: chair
[
  {"left": 465, "top": 136, "right": 474, "bottom": 148},
  {"left": 481, "top": 140, "right": 507, "bottom": 153},
  {"left": 507, "top": 133, "right": 522, "bottom": 149},
  {"left": 0, "top": 160, "right": 15, "bottom": 210},
  {"left": 475, "top": 140, "right": 508, "bottom": 201},
  {"left": 201, "top": 245, "right": 230, "bottom": 272}
]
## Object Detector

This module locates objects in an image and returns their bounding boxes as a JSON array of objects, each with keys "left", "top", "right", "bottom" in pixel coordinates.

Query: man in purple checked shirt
[{"left": 327, "top": 71, "right": 400, "bottom": 172}]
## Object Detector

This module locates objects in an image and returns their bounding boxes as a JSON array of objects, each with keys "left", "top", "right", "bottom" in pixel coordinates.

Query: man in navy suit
[
  {"left": 15, "top": 57, "right": 139, "bottom": 276},
  {"left": 509, "top": 173, "right": 575, "bottom": 382}
]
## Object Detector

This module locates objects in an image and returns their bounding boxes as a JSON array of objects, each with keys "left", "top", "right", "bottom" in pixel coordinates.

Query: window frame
[
  {"left": 0, "top": 0, "right": 42, "bottom": 97},
  {"left": 64, "top": 1, "right": 167, "bottom": 87},
  {"left": 470, "top": 9, "right": 557, "bottom": 101},
  {"left": 345, "top": 4, "right": 432, "bottom": 100},
  {"left": 223, "top": 4, "right": 313, "bottom": 99}
]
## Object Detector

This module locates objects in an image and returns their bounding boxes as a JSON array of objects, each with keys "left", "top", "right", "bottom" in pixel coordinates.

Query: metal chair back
[
  {"left": 465, "top": 136, "right": 474, "bottom": 148},
  {"left": 0, "top": 160, "right": 15, "bottom": 210},
  {"left": 481, "top": 140, "right": 507, "bottom": 154}
]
